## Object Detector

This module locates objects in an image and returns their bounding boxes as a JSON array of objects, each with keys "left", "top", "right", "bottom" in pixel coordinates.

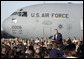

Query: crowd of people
[{"left": 1, "top": 36, "right": 83, "bottom": 58}]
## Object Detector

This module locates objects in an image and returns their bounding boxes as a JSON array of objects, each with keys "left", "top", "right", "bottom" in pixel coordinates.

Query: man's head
[
  {"left": 73, "top": 36, "right": 76, "bottom": 40},
  {"left": 35, "top": 48, "right": 40, "bottom": 54},
  {"left": 47, "top": 44, "right": 52, "bottom": 49},
  {"left": 36, "top": 37, "right": 39, "bottom": 40},
  {"left": 25, "top": 49, "right": 32, "bottom": 55},
  {"left": 54, "top": 29, "right": 58, "bottom": 34},
  {"left": 1, "top": 47, "right": 6, "bottom": 54},
  {"left": 64, "top": 43, "right": 76, "bottom": 57},
  {"left": 52, "top": 43, "right": 59, "bottom": 49}
]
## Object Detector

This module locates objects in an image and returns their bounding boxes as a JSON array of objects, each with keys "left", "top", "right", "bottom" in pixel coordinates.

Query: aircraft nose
[
  {"left": 2, "top": 19, "right": 8, "bottom": 31},
  {"left": 2, "top": 17, "right": 11, "bottom": 33},
  {"left": 2, "top": 16, "right": 18, "bottom": 35}
]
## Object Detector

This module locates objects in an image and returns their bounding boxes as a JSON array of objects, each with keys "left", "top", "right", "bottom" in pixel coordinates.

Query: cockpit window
[
  {"left": 20, "top": 9, "right": 23, "bottom": 11},
  {"left": 18, "top": 12, "right": 22, "bottom": 16},
  {"left": 22, "top": 12, "right": 27, "bottom": 17},
  {"left": 11, "top": 11, "right": 27, "bottom": 17},
  {"left": 11, "top": 12, "right": 18, "bottom": 15}
]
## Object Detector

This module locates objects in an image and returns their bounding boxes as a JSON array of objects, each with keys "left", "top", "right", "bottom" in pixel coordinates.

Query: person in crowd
[
  {"left": 25, "top": 49, "right": 33, "bottom": 58},
  {"left": 34, "top": 48, "right": 41, "bottom": 58},
  {"left": 1, "top": 47, "right": 8, "bottom": 58},
  {"left": 46, "top": 44, "right": 52, "bottom": 55},
  {"left": 35, "top": 37, "right": 40, "bottom": 43},
  {"left": 49, "top": 36, "right": 54, "bottom": 44},
  {"left": 64, "top": 43, "right": 78, "bottom": 58},
  {"left": 62, "top": 39, "right": 67, "bottom": 45},
  {"left": 1, "top": 36, "right": 83, "bottom": 58},
  {"left": 30, "top": 37, "right": 35, "bottom": 46},
  {"left": 76, "top": 38, "right": 83, "bottom": 58},
  {"left": 27, "top": 40, "right": 31, "bottom": 47},
  {"left": 49, "top": 43, "right": 64, "bottom": 58},
  {"left": 66, "top": 37, "right": 72, "bottom": 45},
  {"left": 72, "top": 36, "right": 78, "bottom": 44}
]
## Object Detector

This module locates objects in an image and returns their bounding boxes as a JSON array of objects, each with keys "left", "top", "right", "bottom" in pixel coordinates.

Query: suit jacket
[
  {"left": 49, "top": 49, "right": 64, "bottom": 58},
  {"left": 54, "top": 33, "right": 62, "bottom": 43}
]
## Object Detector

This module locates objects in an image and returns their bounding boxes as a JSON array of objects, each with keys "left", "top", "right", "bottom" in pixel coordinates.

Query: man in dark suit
[
  {"left": 49, "top": 43, "right": 64, "bottom": 58},
  {"left": 54, "top": 29, "right": 63, "bottom": 44}
]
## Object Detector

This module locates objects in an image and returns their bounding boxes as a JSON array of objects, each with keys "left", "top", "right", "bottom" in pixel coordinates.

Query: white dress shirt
[{"left": 55, "top": 34, "right": 57, "bottom": 39}]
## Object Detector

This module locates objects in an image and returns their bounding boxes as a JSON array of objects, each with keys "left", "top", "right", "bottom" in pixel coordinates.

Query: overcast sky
[{"left": 1, "top": 1, "right": 83, "bottom": 30}]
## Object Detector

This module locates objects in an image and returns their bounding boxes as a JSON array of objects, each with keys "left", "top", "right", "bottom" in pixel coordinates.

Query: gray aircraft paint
[{"left": 2, "top": 3, "right": 83, "bottom": 39}]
